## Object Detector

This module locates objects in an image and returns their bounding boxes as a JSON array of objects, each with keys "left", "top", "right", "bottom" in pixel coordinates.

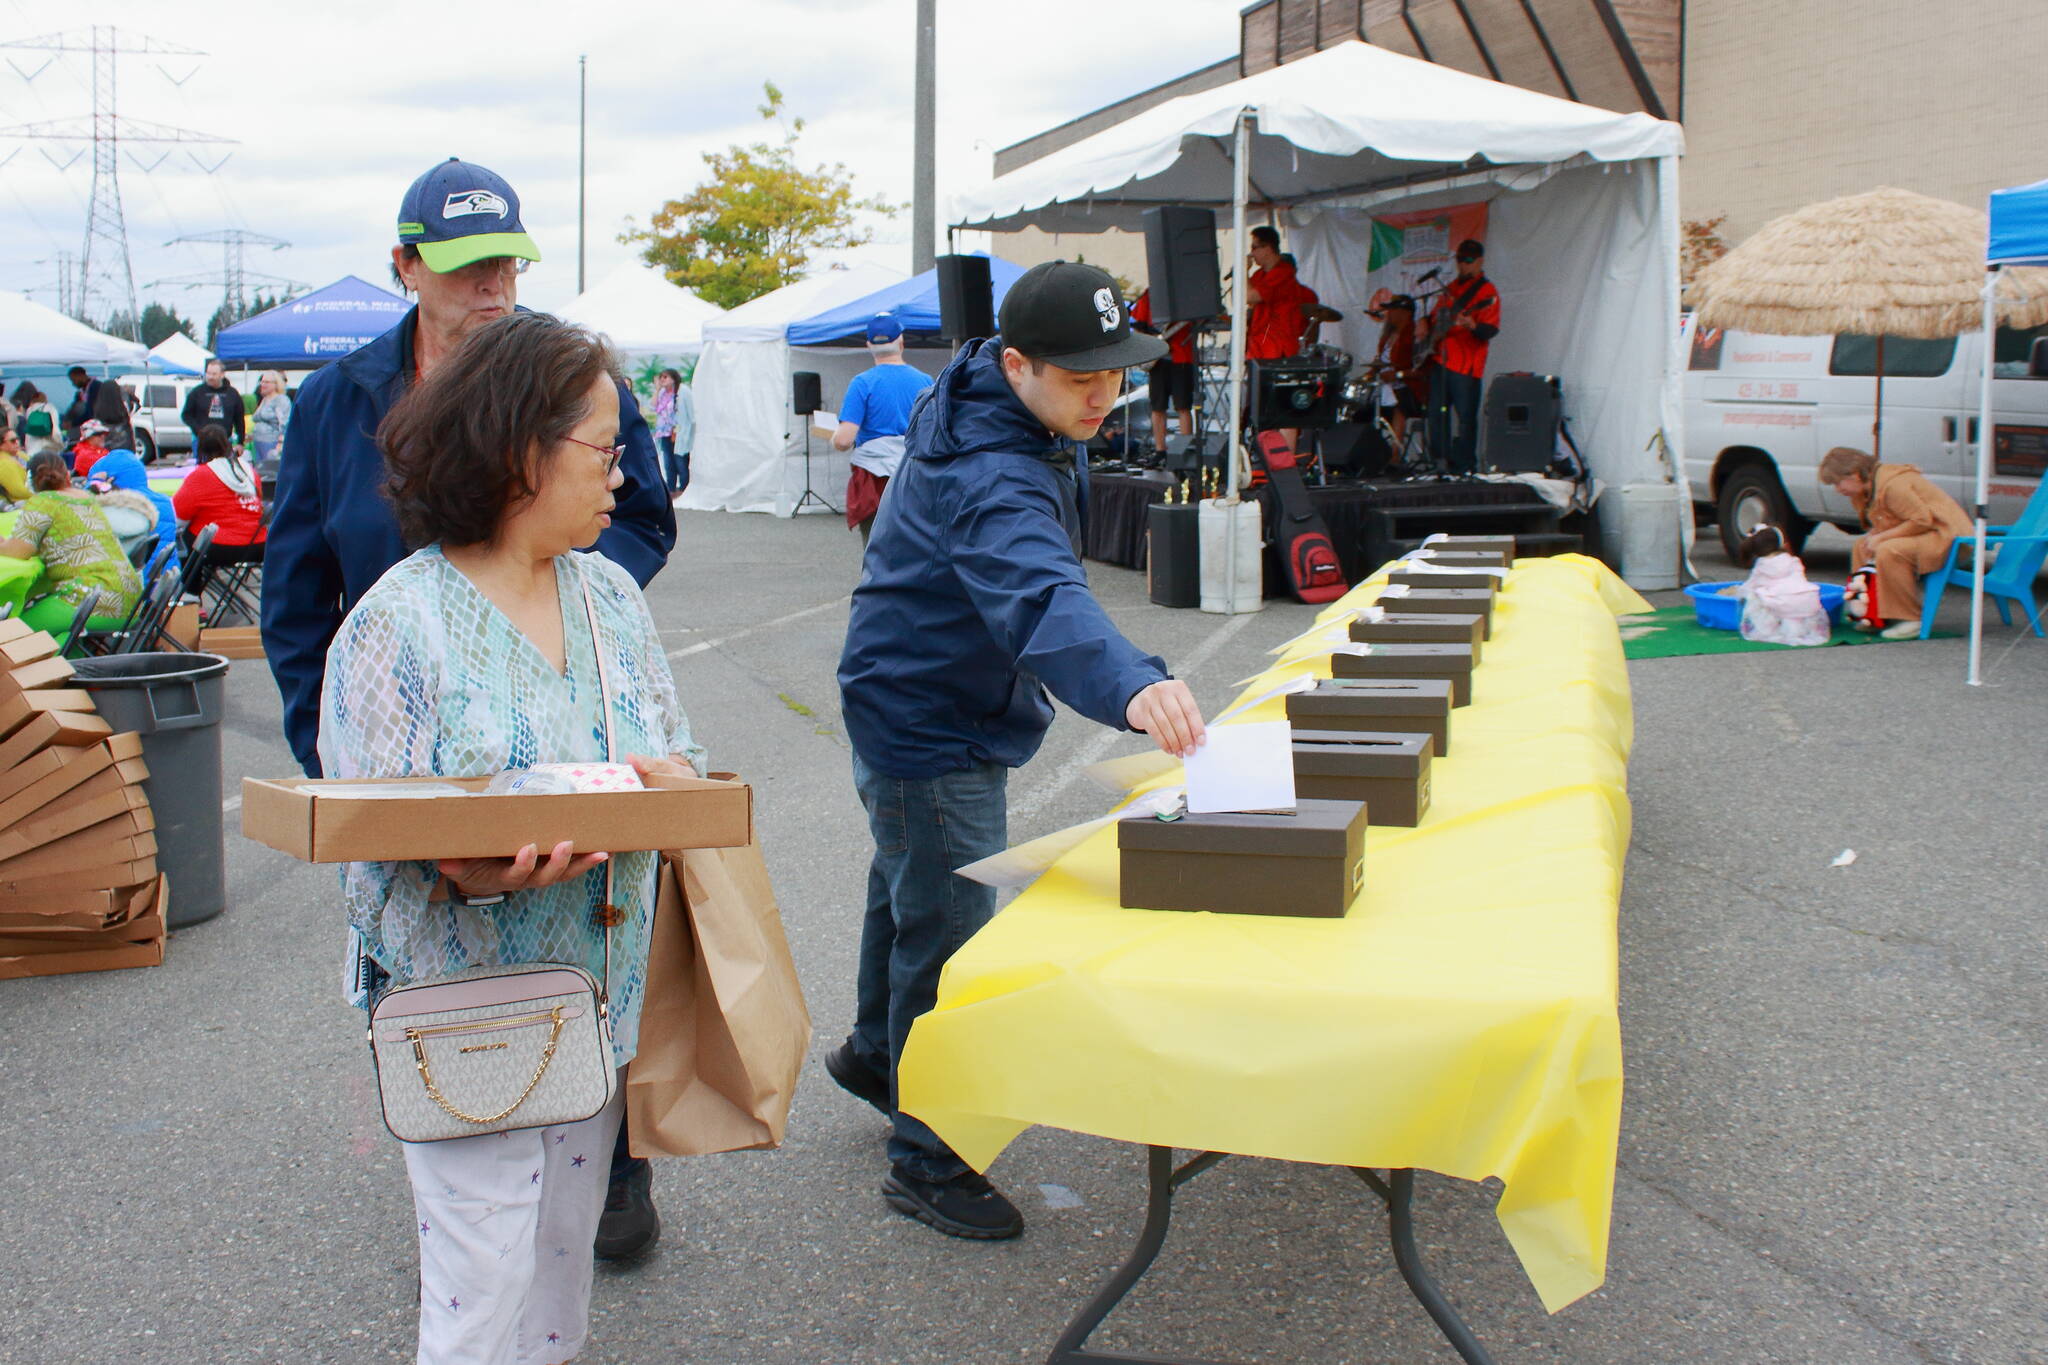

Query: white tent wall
[
  {"left": 1291, "top": 156, "right": 1682, "bottom": 530},
  {"left": 682, "top": 342, "right": 950, "bottom": 517}
]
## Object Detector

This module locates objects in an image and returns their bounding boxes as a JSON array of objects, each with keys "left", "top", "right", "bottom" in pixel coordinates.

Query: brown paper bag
[{"left": 626, "top": 837, "right": 810, "bottom": 1156}]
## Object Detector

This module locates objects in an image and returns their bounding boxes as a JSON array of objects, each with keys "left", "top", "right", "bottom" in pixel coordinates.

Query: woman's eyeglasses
[{"left": 563, "top": 435, "right": 624, "bottom": 475}]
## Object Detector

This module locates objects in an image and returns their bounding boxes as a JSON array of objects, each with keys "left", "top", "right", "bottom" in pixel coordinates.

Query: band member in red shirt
[
  {"left": 1247, "top": 225, "right": 1313, "bottom": 462},
  {"left": 1421, "top": 238, "right": 1501, "bottom": 473},
  {"left": 1366, "top": 292, "right": 1421, "bottom": 447},
  {"left": 1130, "top": 288, "right": 1200, "bottom": 453}
]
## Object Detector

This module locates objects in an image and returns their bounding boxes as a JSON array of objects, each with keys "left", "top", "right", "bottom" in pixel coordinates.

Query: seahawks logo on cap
[
  {"left": 443, "top": 190, "right": 510, "bottom": 220},
  {"left": 1093, "top": 287, "right": 1119, "bottom": 333}
]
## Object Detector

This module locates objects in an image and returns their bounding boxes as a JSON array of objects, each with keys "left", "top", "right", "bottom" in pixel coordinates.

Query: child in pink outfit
[{"left": 1736, "top": 525, "right": 1830, "bottom": 646}]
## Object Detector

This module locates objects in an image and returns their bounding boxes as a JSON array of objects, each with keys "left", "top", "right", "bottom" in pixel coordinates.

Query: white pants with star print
[{"left": 403, "top": 1074, "right": 625, "bottom": 1365}]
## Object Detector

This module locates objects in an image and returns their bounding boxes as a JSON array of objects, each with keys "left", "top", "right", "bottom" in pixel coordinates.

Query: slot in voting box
[
  {"left": 1118, "top": 799, "right": 1368, "bottom": 918},
  {"left": 1387, "top": 566, "right": 1502, "bottom": 591},
  {"left": 1349, "top": 611, "right": 1485, "bottom": 659},
  {"left": 1291, "top": 730, "right": 1433, "bottom": 827},
  {"left": 1379, "top": 586, "right": 1495, "bottom": 637},
  {"left": 1285, "top": 678, "right": 1453, "bottom": 755},
  {"left": 1330, "top": 642, "right": 1476, "bottom": 706},
  {"left": 1427, "top": 534, "right": 1516, "bottom": 556}
]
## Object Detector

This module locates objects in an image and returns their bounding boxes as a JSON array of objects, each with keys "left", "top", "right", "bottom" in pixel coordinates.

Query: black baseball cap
[
  {"left": 997, "top": 261, "right": 1167, "bottom": 371},
  {"left": 397, "top": 157, "right": 540, "bottom": 273},
  {"left": 1455, "top": 238, "right": 1485, "bottom": 262}
]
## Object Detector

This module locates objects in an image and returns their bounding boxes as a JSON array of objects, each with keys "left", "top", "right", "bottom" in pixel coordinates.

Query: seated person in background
[
  {"left": 1817, "top": 445, "right": 1972, "bottom": 639},
  {"left": 1735, "top": 523, "right": 1830, "bottom": 647},
  {"left": 0, "top": 427, "right": 30, "bottom": 504},
  {"left": 171, "top": 425, "right": 266, "bottom": 598},
  {"left": 0, "top": 450, "right": 143, "bottom": 637},
  {"left": 70, "top": 419, "right": 111, "bottom": 477},
  {"left": 87, "top": 447, "right": 181, "bottom": 582}
]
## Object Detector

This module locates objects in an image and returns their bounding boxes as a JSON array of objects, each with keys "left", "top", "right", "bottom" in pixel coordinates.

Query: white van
[
  {"left": 1681, "top": 316, "right": 2048, "bottom": 559},
  {"left": 117, "top": 375, "right": 201, "bottom": 462}
]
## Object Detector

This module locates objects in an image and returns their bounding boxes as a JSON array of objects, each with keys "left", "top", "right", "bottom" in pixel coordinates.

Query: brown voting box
[
  {"left": 1118, "top": 799, "right": 1368, "bottom": 918},
  {"left": 1428, "top": 534, "right": 1516, "bottom": 556},
  {"left": 1349, "top": 611, "right": 1485, "bottom": 659},
  {"left": 1380, "top": 586, "right": 1494, "bottom": 637},
  {"left": 1291, "top": 730, "right": 1434, "bottom": 827},
  {"left": 1331, "top": 642, "right": 1476, "bottom": 706},
  {"left": 241, "top": 772, "right": 753, "bottom": 863},
  {"left": 1386, "top": 566, "right": 1502, "bottom": 591},
  {"left": 1286, "top": 678, "right": 1454, "bottom": 755},
  {"left": 1415, "top": 551, "right": 1507, "bottom": 569}
]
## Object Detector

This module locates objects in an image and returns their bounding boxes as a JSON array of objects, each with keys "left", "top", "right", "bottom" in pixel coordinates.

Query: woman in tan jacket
[{"left": 1817, "top": 446, "right": 1972, "bottom": 638}]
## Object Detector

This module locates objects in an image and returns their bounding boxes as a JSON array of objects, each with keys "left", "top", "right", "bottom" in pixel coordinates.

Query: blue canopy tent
[
  {"left": 215, "top": 275, "right": 409, "bottom": 368},
  {"left": 1969, "top": 178, "right": 2048, "bottom": 682},
  {"left": 784, "top": 255, "right": 1027, "bottom": 347}
]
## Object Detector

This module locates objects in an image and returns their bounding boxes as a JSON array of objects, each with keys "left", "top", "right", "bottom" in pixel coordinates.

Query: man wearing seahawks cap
[
  {"left": 261, "top": 157, "right": 676, "bottom": 1259},
  {"left": 833, "top": 261, "right": 1207, "bottom": 1239}
]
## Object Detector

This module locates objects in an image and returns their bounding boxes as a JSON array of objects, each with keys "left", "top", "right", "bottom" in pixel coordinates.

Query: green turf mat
[{"left": 1620, "top": 605, "right": 1954, "bottom": 660}]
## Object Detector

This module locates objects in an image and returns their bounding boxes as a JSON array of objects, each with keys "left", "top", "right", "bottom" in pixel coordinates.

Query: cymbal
[{"left": 1302, "top": 304, "right": 1345, "bottom": 324}]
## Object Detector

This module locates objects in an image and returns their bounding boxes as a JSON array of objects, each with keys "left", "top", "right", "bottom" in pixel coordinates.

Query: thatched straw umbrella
[{"left": 1690, "top": 186, "right": 2048, "bottom": 456}]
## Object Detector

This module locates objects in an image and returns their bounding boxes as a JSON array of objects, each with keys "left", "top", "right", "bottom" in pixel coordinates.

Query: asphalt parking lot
[{"left": 2, "top": 509, "right": 2042, "bottom": 1364}]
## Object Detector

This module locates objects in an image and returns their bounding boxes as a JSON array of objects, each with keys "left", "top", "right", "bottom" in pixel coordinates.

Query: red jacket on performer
[
  {"left": 1248, "top": 260, "right": 1312, "bottom": 360},
  {"left": 1130, "top": 291, "right": 1197, "bottom": 365},
  {"left": 1429, "top": 274, "right": 1501, "bottom": 378}
]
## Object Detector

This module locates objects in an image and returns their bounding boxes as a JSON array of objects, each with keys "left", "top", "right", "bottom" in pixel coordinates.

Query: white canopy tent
[
  {"left": 683, "top": 263, "right": 907, "bottom": 517},
  {"left": 557, "top": 262, "right": 723, "bottom": 360},
  {"left": 147, "top": 330, "right": 212, "bottom": 376},
  {"left": 950, "top": 40, "right": 1686, "bottom": 591},
  {"left": 0, "top": 291, "right": 150, "bottom": 367}
]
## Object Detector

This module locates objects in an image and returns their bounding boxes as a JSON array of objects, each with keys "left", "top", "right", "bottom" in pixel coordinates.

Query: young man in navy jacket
[
  {"left": 259, "top": 158, "right": 676, "bottom": 1259},
  {"left": 834, "top": 262, "right": 1207, "bottom": 1239}
]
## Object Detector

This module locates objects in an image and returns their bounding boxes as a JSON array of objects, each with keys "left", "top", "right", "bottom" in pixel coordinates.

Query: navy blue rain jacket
[
  {"left": 837, "top": 336, "right": 1168, "bottom": 779},
  {"left": 260, "top": 306, "right": 675, "bottom": 775}
]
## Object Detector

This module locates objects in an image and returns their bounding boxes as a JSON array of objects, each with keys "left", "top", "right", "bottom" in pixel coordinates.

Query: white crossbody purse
[{"left": 367, "top": 565, "right": 624, "bottom": 1144}]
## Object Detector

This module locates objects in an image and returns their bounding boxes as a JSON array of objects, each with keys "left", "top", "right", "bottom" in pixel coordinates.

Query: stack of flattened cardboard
[{"left": 0, "top": 618, "right": 166, "bottom": 979}]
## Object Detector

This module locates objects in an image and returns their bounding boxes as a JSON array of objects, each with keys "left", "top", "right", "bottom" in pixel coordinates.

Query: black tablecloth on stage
[{"left": 1084, "top": 470, "right": 1560, "bottom": 584}]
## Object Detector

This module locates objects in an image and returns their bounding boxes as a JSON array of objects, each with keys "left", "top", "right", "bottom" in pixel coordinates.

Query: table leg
[{"left": 1046, "top": 1147, "right": 1500, "bottom": 1365}]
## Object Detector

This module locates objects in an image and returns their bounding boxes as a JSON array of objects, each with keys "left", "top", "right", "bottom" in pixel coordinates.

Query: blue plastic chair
[{"left": 1919, "top": 479, "right": 2048, "bottom": 639}]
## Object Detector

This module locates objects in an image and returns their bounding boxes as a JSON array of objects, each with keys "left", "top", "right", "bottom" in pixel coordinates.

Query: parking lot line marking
[{"left": 667, "top": 596, "right": 851, "bottom": 662}]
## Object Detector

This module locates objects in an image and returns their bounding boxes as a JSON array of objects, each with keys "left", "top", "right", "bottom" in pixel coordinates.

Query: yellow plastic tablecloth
[{"left": 898, "top": 553, "right": 1652, "bottom": 1313}]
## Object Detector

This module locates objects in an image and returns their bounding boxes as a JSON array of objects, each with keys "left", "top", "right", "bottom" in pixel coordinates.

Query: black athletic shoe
[
  {"left": 882, "top": 1165, "right": 1024, "bottom": 1240},
  {"left": 824, "top": 1040, "right": 891, "bottom": 1117},
  {"left": 594, "top": 1158, "right": 661, "bottom": 1261}
]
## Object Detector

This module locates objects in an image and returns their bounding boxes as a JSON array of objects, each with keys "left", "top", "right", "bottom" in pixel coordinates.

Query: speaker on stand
[
  {"left": 1141, "top": 206, "right": 1222, "bottom": 323},
  {"left": 790, "top": 370, "right": 840, "bottom": 515},
  {"left": 937, "top": 254, "right": 995, "bottom": 344}
]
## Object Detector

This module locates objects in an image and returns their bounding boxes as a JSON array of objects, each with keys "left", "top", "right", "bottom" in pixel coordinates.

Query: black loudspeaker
[
  {"left": 1482, "top": 372, "right": 1561, "bottom": 473},
  {"left": 1141, "top": 206, "right": 1222, "bottom": 324},
  {"left": 936, "top": 254, "right": 995, "bottom": 341},
  {"left": 1317, "top": 421, "right": 1390, "bottom": 477},
  {"left": 791, "top": 371, "right": 822, "bottom": 416}
]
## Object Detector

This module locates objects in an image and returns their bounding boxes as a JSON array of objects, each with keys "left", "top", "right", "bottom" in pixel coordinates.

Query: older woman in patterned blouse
[{"left": 319, "top": 312, "right": 702, "bottom": 1365}]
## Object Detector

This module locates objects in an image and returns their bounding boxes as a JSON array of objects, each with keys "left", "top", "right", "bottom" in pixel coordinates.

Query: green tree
[
  {"left": 206, "top": 289, "right": 293, "bottom": 349},
  {"left": 138, "top": 302, "right": 198, "bottom": 349},
  {"left": 621, "top": 82, "right": 901, "bottom": 309}
]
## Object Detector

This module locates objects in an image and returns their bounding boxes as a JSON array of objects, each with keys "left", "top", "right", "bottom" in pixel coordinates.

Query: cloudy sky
[{"left": 0, "top": 0, "right": 1247, "bottom": 325}]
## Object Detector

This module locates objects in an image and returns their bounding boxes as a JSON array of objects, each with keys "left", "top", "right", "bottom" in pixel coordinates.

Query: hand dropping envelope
[{"left": 1183, "top": 721, "right": 1296, "bottom": 814}]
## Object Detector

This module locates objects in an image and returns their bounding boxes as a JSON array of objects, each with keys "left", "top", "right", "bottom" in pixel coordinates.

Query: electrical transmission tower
[
  {"left": 0, "top": 27, "right": 236, "bottom": 338},
  {"left": 156, "top": 228, "right": 302, "bottom": 327}
]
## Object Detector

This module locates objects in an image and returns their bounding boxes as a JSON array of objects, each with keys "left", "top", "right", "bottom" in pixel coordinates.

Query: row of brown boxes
[
  {"left": 0, "top": 616, "right": 168, "bottom": 978},
  {"left": 1118, "top": 540, "right": 1513, "bottom": 920}
]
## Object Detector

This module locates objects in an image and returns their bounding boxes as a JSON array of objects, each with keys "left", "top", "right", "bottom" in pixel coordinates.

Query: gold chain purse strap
[{"left": 399, "top": 557, "right": 621, "bottom": 1129}]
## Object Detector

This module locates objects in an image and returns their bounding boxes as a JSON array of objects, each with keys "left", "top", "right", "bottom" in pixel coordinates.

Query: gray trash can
[{"left": 68, "top": 652, "right": 231, "bottom": 928}]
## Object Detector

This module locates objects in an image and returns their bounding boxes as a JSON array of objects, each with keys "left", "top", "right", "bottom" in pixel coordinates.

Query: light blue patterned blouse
[{"left": 317, "top": 546, "right": 704, "bottom": 1068}]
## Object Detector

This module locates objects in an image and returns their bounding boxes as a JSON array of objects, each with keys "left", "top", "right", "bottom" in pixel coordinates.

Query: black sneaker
[
  {"left": 882, "top": 1165, "right": 1024, "bottom": 1240},
  {"left": 594, "top": 1158, "right": 661, "bottom": 1261},
  {"left": 824, "top": 1040, "right": 891, "bottom": 1117}
]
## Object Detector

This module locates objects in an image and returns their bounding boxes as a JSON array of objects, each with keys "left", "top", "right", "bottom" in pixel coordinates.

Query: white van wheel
[{"left": 1717, "top": 464, "right": 1805, "bottom": 560}]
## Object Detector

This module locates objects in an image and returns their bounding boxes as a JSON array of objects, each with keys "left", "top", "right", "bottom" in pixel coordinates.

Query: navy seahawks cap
[
  {"left": 866, "top": 313, "right": 904, "bottom": 343},
  {"left": 397, "top": 157, "right": 541, "bottom": 273},
  {"left": 997, "top": 261, "right": 1165, "bottom": 371}
]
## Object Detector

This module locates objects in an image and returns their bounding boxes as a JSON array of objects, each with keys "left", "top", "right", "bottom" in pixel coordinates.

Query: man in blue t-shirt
[{"left": 831, "top": 313, "right": 934, "bottom": 542}]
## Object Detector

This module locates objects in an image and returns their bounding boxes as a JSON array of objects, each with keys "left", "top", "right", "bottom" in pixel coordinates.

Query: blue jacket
[
  {"left": 261, "top": 307, "right": 675, "bottom": 775},
  {"left": 85, "top": 449, "right": 181, "bottom": 579},
  {"left": 837, "top": 337, "right": 1168, "bottom": 779}
]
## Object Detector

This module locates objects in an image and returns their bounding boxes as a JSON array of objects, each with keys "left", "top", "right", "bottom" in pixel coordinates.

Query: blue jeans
[
  {"left": 657, "top": 435, "right": 689, "bottom": 494},
  {"left": 1426, "top": 368, "right": 1483, "bottom": 473},
  {"left": 850, "top": 753, "right": 1008, "bottom": 1182}
]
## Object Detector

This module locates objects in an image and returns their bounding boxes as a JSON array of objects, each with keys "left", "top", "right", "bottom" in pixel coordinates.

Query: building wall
[
  {"left": 991, "top": 226, "right": 1152, "bottom": 289},
  {"left": 1681, "top": 0, "right": 2038, "bottom": 243}
]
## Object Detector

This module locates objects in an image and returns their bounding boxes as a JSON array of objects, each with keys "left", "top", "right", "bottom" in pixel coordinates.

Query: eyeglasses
[
  {"left": 448, "top": 255, "right": 533, "bottom": 280},
  {"left": 563, "top": 434, "right": 623, "bottom": 475}
]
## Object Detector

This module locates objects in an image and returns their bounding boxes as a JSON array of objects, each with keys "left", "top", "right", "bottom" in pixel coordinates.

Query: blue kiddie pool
[{"left": 1685, "top": 581, "right": 1847, "bottom": 631}]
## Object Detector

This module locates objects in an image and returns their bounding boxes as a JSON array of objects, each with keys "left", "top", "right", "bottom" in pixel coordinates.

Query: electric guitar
[{"left": 1412, "top": 274, "right": 1490, "bottom": 371}]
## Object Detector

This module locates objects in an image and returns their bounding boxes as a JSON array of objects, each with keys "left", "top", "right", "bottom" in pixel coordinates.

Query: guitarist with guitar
[{"left": 1418, "top": 238, "right": 1501, "bottom": 475}]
